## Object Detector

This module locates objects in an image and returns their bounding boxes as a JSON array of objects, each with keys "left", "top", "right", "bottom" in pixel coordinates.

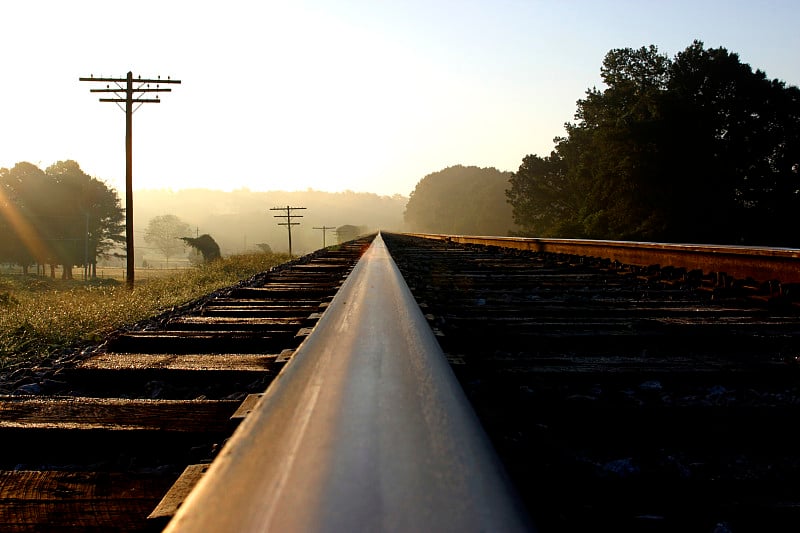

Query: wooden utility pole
[
  {"left": 79, "top": 72, "right": 181, "bottom": 289},
  {"left": 271, "top": 206, "right": 306, "bottom": 257},
  {"left": 313, "top": 225, "right": 336, "bottom": 248}
]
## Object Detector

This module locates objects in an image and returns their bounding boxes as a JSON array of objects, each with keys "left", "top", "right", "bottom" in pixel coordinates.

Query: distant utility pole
[
  {"left": 271, "top": 205, "right": 307, "bottom": 257},
  {"left": 84, "top": 212, "right": 90, "bottom": 281},
  {"left": 313, "top": 225, "right": 336, "bottom": 248},
  {"left": 79, "top": 71, "right": 181, "bottom": 289}
]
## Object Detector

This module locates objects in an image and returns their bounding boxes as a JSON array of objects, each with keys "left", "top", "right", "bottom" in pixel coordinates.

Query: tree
[
  {"left": 666, "top": 42, "right": 800, "bottom": 244},
  {"left": 507, "top": 41, "right": 800, "bottom": 245},
  {"left": 181, "top": 234, "right": 221, "bottom": 263},
  {"left": 404, "top": 165, "right": 517, "bottom": 235},
  {"left": 0, "top": 162, "right": 49, "bottom": 273},
  {"left": 568, "top": 45, "right": 674, "bottom": 239},
  {"left": 45, "top": 160, "right": 125, "bottom": 278},
  {"left": 505, "top": 149, "right": 584, "bottom": 237},
  {"left": 0, "top": 161, "right": 124, "bottom": 277},
  {"left": 335, "top": 225, "right": 366, "bottom": 243},
  {"left": 144, "top": 215, "right": 191, "bottom": 265},
  {"left": 255, "top": 243, "right": 272, "bottom": 254}
]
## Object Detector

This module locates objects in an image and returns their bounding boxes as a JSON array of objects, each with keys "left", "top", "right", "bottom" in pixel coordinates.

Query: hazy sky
[{"left": 2, "top": 1, "right": 799, "bottom": 197}]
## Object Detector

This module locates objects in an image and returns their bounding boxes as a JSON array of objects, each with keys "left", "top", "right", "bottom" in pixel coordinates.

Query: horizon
[{"left": 131, "top": 184, "right": 410, "bottom": 198}]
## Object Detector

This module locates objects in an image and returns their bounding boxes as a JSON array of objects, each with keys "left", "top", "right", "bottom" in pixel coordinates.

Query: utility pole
[
  {"left": 270, "top": 205, "right": 306, "bottom": 257},
  {"left": 313, "top": 225, "right": 336, "bottom": 248},
  {"left": 84, "top": 212, "right": 90, "bottom": 281},
  {"left": 79, "top": 72, "right": 181, "bottom": 289}
]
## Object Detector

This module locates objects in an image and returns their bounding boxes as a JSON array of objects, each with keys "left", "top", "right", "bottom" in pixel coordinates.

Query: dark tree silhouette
[
  {"left": 335, "top": 225, "right": 366, "bottom": 243},
  {"left": 181, "top": 234, "right": 221, "bottom": 262},
  {"left": 404, "top": 165, "right": 517, "bottom": 236},
  {"left": 0, "top": 160, "right": 124, "bottom": 277},
  {"left": 507, "top": 41, "right": 800, "bottom": 245}
]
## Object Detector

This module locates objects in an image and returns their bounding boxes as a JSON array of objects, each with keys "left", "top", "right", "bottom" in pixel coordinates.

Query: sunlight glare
[{"left": 0, "top": 186, "right": 53, "bottom": 262}]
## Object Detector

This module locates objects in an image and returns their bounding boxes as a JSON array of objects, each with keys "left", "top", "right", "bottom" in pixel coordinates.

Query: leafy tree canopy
[
  {"left": 405, "top": 165, "right": 518, "bottom": 236},
  {"left": 0, "top": 160, "right": 124, "bottom": 277},
  {"left": 507, "top": 41, "right": 800, "bottom": 245}
]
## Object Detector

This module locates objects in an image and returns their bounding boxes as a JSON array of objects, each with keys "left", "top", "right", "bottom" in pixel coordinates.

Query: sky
[{"left": 1, "top": 1, "right": 799, "bottom": 197}]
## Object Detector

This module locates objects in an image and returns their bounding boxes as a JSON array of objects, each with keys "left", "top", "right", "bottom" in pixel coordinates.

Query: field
[{"left": 0, "top": 252, "right": 291, "bottom": 370}]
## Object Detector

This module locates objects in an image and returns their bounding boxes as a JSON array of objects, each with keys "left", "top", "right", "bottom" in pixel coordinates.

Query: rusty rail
[
  {"left": 164, "top": 233, "right": 532, "bottom": 532},
  {"left": 382, "top": 232, "right": 800, "bottom": 530},
  {"left": 405, "top": 233, "right": 800, "bottom": 285}
]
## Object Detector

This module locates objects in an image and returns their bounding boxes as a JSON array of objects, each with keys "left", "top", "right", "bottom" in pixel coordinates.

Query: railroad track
[
  {"left": 382, "top": 232, "right": 800, "bottom": 532},
  {"left": 4, "top": 232, "right": 800, "bottom": 531},
  {"left": 0, "top": 238, "right": 371, "bottom": 532}
]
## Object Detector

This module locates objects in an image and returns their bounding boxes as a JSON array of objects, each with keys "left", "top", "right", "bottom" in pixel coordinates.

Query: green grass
[{"left": 0, "top": 252, "right": 291, "bottom": 370}]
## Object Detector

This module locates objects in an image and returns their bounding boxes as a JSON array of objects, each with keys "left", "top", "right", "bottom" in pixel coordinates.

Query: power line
[
  {"left": 313, "top": 225, "right": 336, "bottom": 248},
  {"left": 270, "top": 205, "right": 306, "bottom": 257},
  {"left": 79, "top": 72, "right": 181, "bottom": 289}
]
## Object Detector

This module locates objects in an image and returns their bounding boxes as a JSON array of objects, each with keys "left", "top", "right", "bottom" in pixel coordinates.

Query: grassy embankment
[{"left": 0, "top": 252, "right": 291, "bottom": 370}]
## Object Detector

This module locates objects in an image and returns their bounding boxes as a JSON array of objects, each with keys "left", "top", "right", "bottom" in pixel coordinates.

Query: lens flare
[{"left": 0, "top": 186, "right": 52, "bottom": 262}]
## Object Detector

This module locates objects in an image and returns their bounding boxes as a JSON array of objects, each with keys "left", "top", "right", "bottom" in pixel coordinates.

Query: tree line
[
  {"left": 405, "top": 41, "right": 800, "bottom": 247},
  {"left": 403, "top": 165, "right": 518, "bottom": 235},
  {"left": 0, "top": 161, "right": 124, "bottom": 278},
  {"left": 507, "top": 41, "right": 800, "bottom": 246}
]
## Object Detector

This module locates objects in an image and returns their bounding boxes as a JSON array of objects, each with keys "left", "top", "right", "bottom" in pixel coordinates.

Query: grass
[{"left": 0, "top": 252, "right": 291, "bottom": 370}]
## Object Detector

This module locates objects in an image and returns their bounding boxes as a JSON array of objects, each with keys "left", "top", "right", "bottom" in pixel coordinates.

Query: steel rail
[
  {"left": 404, "top": 232, "right": 800, "bottom": 284},
  {"left": 164, "top": 233, "right": 532, "bottom": 532}
]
